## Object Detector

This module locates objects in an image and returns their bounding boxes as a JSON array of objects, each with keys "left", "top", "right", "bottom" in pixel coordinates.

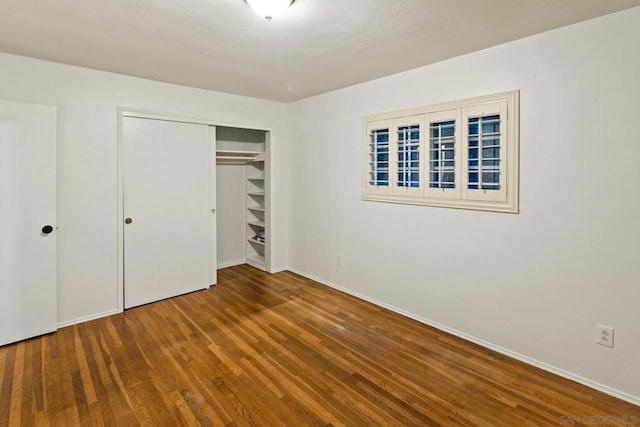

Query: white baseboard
[
  {"left": 217, "top": 259, "right": 246, "bottom": 269},
  {"left": 287, "top": 268, "right": 640, "bottom": 407},
  {"left": 57, "top": 309, "right": 120, "bottom": 329},
  {"left": 270, "top": 265, "right": 289, "bottom": 273}
]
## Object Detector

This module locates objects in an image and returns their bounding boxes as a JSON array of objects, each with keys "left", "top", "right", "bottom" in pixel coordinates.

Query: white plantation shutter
[
  {"left": 392, "top": 115, "right": 424, "bottom": 198},
  {"left": 363, "top": 91, "right": 519, "bottom": 213},
  {"left": 426, "top": 109, "right": 461, "bottom": 200},
  {"left": 365, "top": 119, "right": 392, "bottom": 196},
  {"left": 462, "top": 101, "right": 508, "bottom": 203}
]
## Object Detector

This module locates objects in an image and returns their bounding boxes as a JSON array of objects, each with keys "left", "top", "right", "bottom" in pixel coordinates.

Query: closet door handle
[
  {"left": 42, "top": 225, "right": 54, "bottom": 234},
  {"left": 125, "top": 218, "right": 133, "bottom": 224}
]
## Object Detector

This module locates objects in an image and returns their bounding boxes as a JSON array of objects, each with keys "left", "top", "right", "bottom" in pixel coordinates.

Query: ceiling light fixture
[{"left": 246, "top": 0, "right": 295, "bottom": 21}]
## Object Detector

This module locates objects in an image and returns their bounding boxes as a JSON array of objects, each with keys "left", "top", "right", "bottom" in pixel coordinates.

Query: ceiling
[{"left": 0, "top": 0, "right": 639, "bottom": 102}]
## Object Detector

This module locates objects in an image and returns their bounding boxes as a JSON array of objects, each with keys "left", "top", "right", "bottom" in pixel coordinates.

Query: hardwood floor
[{"left": 1, "top": 265, "right": 638, "bottom": 426}]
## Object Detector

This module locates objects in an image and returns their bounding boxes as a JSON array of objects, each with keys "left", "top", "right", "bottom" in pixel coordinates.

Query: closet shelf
[
  {"left": 216, "top": 149, "right": 261, "bottom": 156},
  {"left": 248, "top": 221, "right": 265, "bottom": 227},
  {"left": 247, "top": 192, "right": 265, "bottom": 196},
  {"left": 248, "top": 206, "right": 265, "bottom": 212},
  {"left": 248, "top": 237, "right": 265, "bottom": 246},
  {"left": 216, "top": 150, "right": 261, "bottom": 164},
  {"left": 247, "top": 152, "right": 267, "bottom": 162}
]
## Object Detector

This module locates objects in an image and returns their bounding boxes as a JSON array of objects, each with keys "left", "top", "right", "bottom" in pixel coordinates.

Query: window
[{"left": 363, "top": 91, "right": 519, "bottom": 213}]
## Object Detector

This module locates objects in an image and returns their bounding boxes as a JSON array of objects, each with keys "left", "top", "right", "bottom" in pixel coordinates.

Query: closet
[
  {"left": 215, "top": 126, "right": 269, "bottom": 271},
  {"left": 120, "top": 114, "right": 271, "bottom": 310},
  {"left": 120, "top": 113, "right": 271, "bottom": 310}
]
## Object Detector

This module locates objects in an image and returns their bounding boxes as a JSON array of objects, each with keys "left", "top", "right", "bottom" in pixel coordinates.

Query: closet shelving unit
[
  {"left": 245, "top": 155, "right": 267, "bottom": 268},
  {"left": 215, "top": 126, "right": 269, "bottom": 271}
]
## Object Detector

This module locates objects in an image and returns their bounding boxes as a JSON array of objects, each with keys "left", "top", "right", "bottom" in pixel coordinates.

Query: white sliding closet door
[
  {"left": 123, "top": 117, "right": 215, "bottom": 309},
  {"left": 0, "top": 99, "right": 57, "bottom": 346}
]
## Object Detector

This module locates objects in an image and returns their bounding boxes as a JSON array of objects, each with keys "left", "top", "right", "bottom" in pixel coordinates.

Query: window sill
[{"left": 362, "top": 194, "right": 519, "bottom": 214}]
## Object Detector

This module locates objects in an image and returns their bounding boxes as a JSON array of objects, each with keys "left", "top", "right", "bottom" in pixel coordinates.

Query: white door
[
  {"left": 0, "top": 99, "right": 57, "bottom": 346},
  {"left": 123, "top": 117, "right": 215, "bottom": 309}
]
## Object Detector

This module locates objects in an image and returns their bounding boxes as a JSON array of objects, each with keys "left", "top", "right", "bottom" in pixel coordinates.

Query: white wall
[
  {"left": 216, "top": 164, "right": 247, "bottom": 268},
  {"left": 287, "top": 7, "right": 640, "bottom": 402},
  {"left": 0, "top": 53, "right": 289, "bottom": 325}
]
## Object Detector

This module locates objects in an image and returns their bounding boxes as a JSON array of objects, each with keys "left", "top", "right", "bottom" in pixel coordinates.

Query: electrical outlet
[
  {"left": 336, "top": 254, "right": 343, "bottom": 266},
  {"left": 596, "top": 324, "right": 614, "bottom": 348}
]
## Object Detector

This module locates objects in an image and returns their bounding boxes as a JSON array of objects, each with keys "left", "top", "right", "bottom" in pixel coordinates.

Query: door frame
[{"left": 116, "top": 108, "right": 272, "bottom": 313}]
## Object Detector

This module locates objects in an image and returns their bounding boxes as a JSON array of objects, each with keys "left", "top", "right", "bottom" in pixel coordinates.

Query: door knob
[
  {"left": 125, "top": 218, "right": 133, "bottom": 224},
  {"left": 42, "top": 225, "right": 54, "bottom": 234}
]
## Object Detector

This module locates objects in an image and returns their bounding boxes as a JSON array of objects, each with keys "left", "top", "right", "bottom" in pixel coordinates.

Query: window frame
[{"left": 362, "top": 91, "right": 519, "bottom": 213}]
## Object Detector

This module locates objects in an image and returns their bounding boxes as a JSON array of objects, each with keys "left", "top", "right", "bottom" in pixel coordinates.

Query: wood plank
[{"left": 0, "top": 264, "right": 638, "bottom": 425}]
